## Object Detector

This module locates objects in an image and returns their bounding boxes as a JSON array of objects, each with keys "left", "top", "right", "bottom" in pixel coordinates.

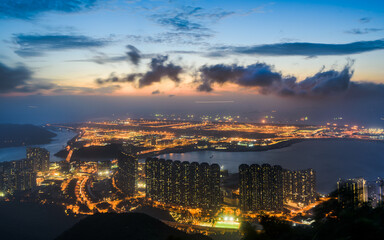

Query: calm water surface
[{"left": 157, "top": 140, "right": 384, "bottom": 194}]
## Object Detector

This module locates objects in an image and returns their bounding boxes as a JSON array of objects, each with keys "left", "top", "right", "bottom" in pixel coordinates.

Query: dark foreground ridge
[
  {"left": 56, "top": 212, "right": 212, "bottom": 240},
  {"left": 0, "top": 201, "right": 79, "bottom": 240}
]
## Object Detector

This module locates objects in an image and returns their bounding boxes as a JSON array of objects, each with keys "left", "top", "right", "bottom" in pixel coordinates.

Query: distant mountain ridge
[
  {"left": 0, "top": 124, "right": 56, "bottom": 148},
  {"left": 56, "top": 213, "right": 212, "bottom": 240}
]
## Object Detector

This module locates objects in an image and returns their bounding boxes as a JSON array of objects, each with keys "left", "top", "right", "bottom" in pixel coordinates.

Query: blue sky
[{"left": 0, "top": 0, "right": 383, "bottom": 124}]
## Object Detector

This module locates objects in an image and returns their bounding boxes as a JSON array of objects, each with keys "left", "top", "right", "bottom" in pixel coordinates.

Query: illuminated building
[
  {"left": 239, "top": 164, "right": 252, "bottom": 211},
  {"left": 115, "top": 145, "right": 138, "bottom": 196},
  {"left": 97, "top": 160, "right": 112, "bottom": 178},
  {"left": 189, "top": 162, "right": 199, "bottom": 206},
  {"left": 98, "top": 160, "right": 111, "bottom": 172},
  {"left": 363, "top": 178, "right": 384, "bottom": 208},
  {"left": 239, "top": 164, "right": 283, "bottom": 212},
  {"left": 164, "top": 160, "right": 173, "bottom": 203},
  {"left": 283, "top": 168, "right": 316, "bottom": 205},
  {"left": 210, "top": 163, "right": 221, "bottom": 208},
  {"left": 158, "top": 158, "right": 166, "bottom": 202},
  {"left": 181, "top": 161, "right": 191, "bottom": 206},
  {"left": 145, "top": 157, "right": 157, "bottom": 200},
  {"left": 15, "top": 169, "right": 36, "bottom": 191},
  {"left": 0, "top": 161, "right": 17, "bottom": 193},
  {"left": 171, "top": 160, "right": 182, "bottom": 204},
  {"left": 337, "top": 178, "right": 368, "bottom": 207},
  {"left": 145, "top": 158, "right": 221, "bottom": 209},
  {"left": 367, "top": 180, "right": 380, "bottom": 208},
  {"left": 60, "top": 161, "right": 71, "bottom": 173},
  {"left": 0, "top": 160, "right": 37, "bottom": 194},
  {"left": 26, "top": 147, "right": 50, "bottom": 172},
  {"left": 377, "top": 178, "right": 384, "bottom": 203}
]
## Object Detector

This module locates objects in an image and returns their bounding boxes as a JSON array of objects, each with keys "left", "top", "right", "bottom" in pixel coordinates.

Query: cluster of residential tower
[
  {"left": 5, "top": 145, "right": 383, "bottom": 214},
  {"left": 0, "top": 147, "right": 49, "bottom": 194}
]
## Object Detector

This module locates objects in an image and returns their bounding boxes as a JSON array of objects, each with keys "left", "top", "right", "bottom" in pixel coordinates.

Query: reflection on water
[
  {"left": 0, "top": 130, "right": 77, "bottom": 162},
  {"left": 157, "top": 140, "right": 384, "bottom": 194}
]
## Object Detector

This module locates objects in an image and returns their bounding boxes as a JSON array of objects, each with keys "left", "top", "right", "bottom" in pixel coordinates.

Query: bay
[
  {"left": 157, "top": 139, "right": 384, "bottom": 194},
  {"left": 0, "top": 130, "right": 77, "bottom": 162}
]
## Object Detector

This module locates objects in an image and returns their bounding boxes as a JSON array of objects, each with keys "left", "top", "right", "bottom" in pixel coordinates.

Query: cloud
[
  {"left": 0, "top": 61, "right": 120, "bottom": 95},
  {"left": 13, "top": 82, "right": 57, "bottom": 93},
  {"left": 138, "top": 55, "right": 183, "bottom": 88},
  {"left": 346, "top": 81, "right": 384, "bottom": 99},
  {"left": 210, "top": 39, "right": 384, "bottom": 57},
  {"left": 196, "top": 61, "right": 355, "bottom": 97},
  {"left": 96, "top": 55, "right": 183, "bottom": 88},
  {"left": 126, "top": 5, "right": 265, "bottom": 45},
  {"left": 294, "top": 65, "right": 353, "bottom": 96},
  {"left": 80, "top": 53, "right": 128, "bottom": 64},
  {"left": 0, "top": 0, "right": 99, "bottom": 20},
  {"left": 95, "top": 73, "right": 140, "bottom": 84},
  {"left": 359, "top": 17, "right": 371, "bottom": 24},
  {"left": 126, "top": 45, "right": 141, "bottom": 65},
  {"left": 196, "top": 62, "right": 289, "bottom": 93},
  {"left": 127, "top": 32, "right": 212, "bottom": 45},
  {"left": 345, "top": 28, "right": 383, "bottom": 35},
  {"left": 149, "top": 6, "right": 233, "bottom": 43},
  {"left": 154, "top": 13, "right": 206, "bottom": 32},
  {"left": 13, "top": 34, "right": 111, "bottom": 57},
  {"left": 69, "top": 45, "right": 155, "bottom": 65},
  {"left": 51, "top": 85, "right": 121, "bottom": 95},
  {"left": 0, "top": 62, "right": 59, "bottom": 94},
  {"left": 151, "top": 6, "right": 233, "bottom": 31},
  {"left": 0, "top": 62, "right": 33, "bottom": 93}
]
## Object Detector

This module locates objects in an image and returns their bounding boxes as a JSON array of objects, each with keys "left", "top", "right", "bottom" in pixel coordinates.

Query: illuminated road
[{"left": 65, "top": 149, "right": 73, "bottom": 163}]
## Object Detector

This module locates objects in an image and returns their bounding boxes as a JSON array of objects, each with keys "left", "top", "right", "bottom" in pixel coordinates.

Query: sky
[{"left": 0, "top": 0, "right": 383, "bottom": 125}]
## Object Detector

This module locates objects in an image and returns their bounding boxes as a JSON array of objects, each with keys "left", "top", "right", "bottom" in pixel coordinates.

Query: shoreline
[
  {"left": 0, "top": 129, "right": 77, "bottom": 163},
  {"left": 52, "top": 137, "right": 384, "bottom": 162},
  {"left": 145, "top": 137, "right": 384, "bottom": 159}
]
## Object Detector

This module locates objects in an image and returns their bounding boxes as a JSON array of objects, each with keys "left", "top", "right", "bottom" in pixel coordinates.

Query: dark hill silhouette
[
  {"left": 55, "top": 143, "right": 148, "bottom": 160},
  {"left": 56, "top": 212, "right": 212, "bottom": 240},
  {"left": 0, "top": 124, "right": 56, "bottom": 148}
]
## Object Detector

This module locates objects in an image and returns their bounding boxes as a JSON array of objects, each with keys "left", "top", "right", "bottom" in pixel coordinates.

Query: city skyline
[
  {"left": 0, "top": 0, "right": 384, "bottom": 126},
  {"left": 0, "top": 1, "right": 384, "bottom": 239}
]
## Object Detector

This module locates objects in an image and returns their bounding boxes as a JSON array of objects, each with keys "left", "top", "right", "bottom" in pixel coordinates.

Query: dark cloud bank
[
  {"left": 94, "top": 45, "right": 384, "bottom": 102},
  {"left": 0, "top": 61, "right": 119, "bottom": 94},
  {"left": 96, "top": 55, "right": 183, "bottom": 88},
  {"left": 196, "top": 62, "right": 355, "bottom": 97},
  {"left": 0, "top": 62, "right": 33, "bottom": 93},
  {"left": 1, "top": 59, "right": 383, "bottom": 126},
  {"left": 195, "top": 60, "right": 384, "bottom": 100},
  {"left": 2, "top": 48, "right": 383, "bottom": 103}
]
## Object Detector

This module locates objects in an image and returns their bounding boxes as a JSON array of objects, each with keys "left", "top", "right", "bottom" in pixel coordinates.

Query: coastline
[
  {"left": 0, "top": 128, "right": 57, "bottom": 149},
  {"left": 53, "top": 137, "right": 384, "bottom": 161},
  {"left": 0, "top": 129, "right": 77, "bottom": 163},
  {"left": 145, "top": 137, "right": 384, "bottom": 159}
]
